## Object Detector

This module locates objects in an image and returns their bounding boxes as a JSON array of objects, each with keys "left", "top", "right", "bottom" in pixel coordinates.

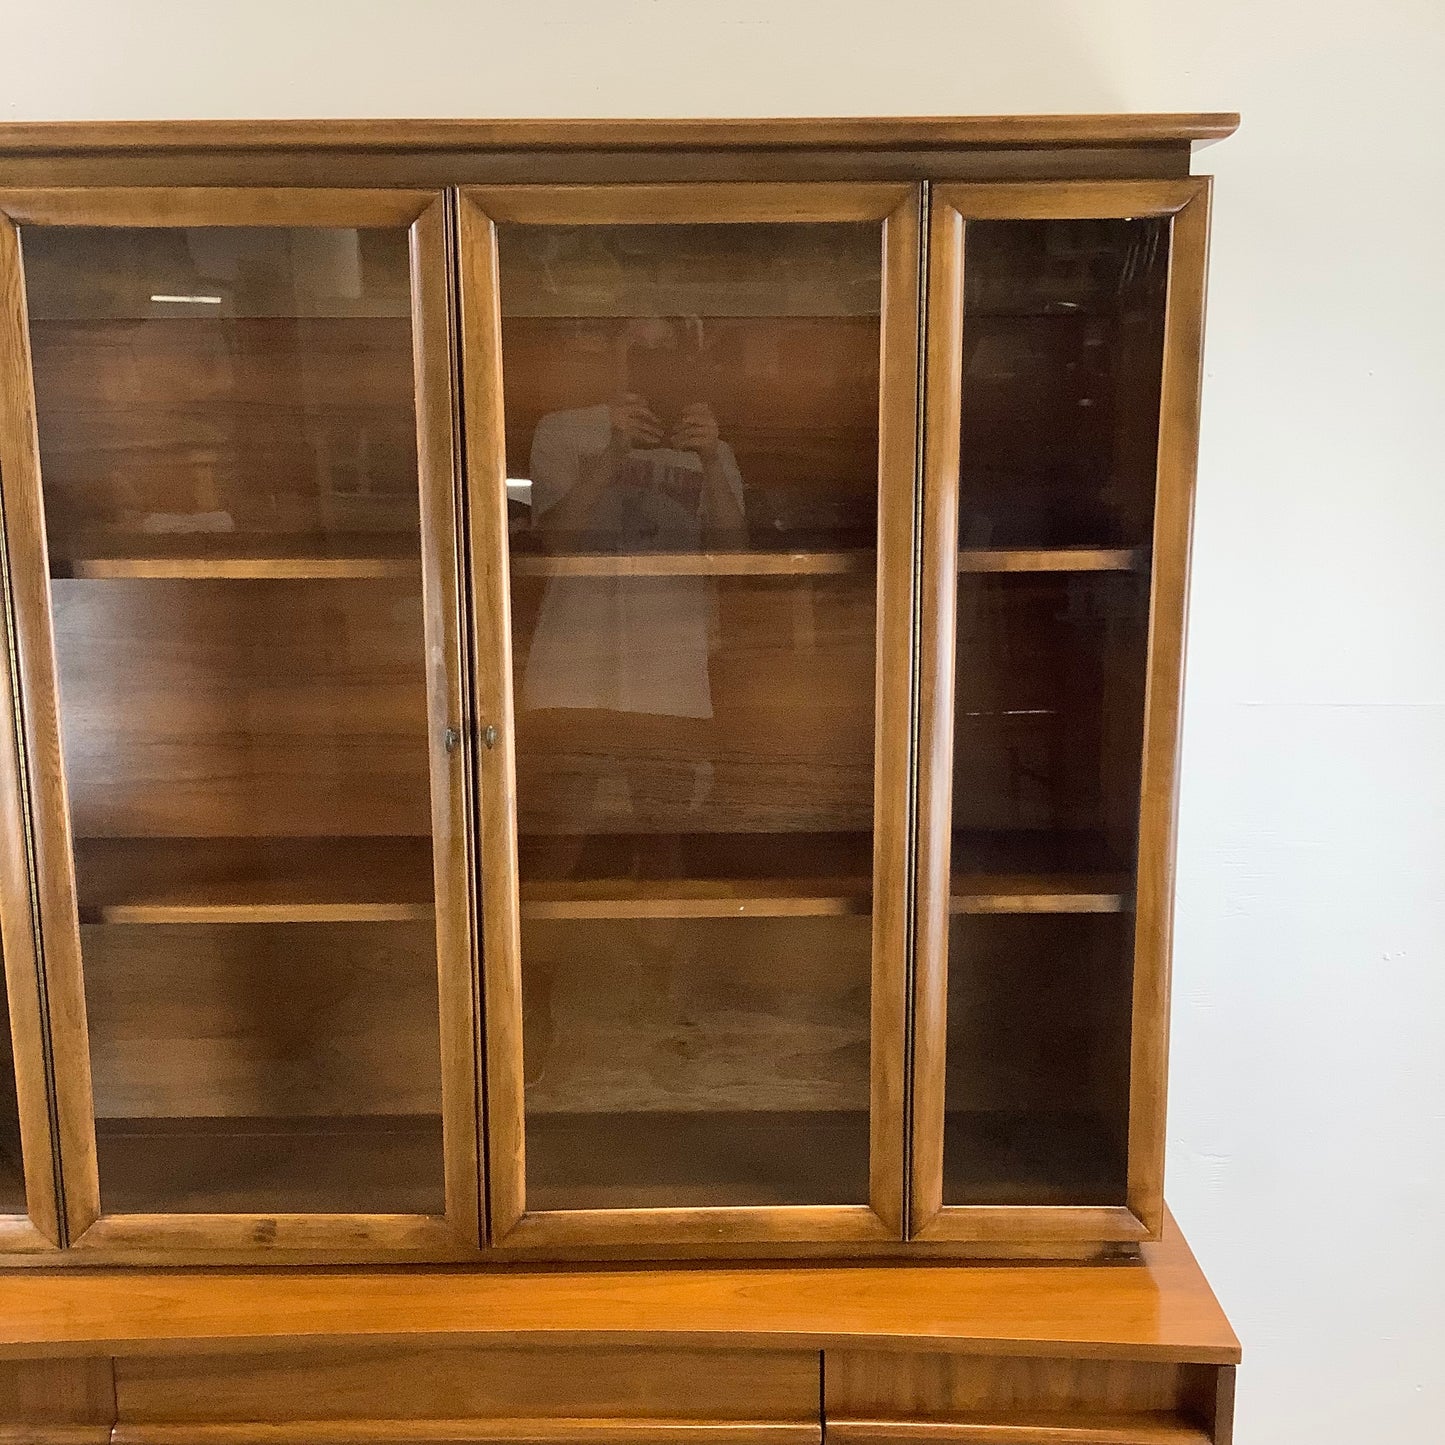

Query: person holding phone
[
  {"left": 520, "top": 316, "right": 747, "bottom": 723},
  {"left": 526, "top": 315, "right": 746, "bottom": 553}
]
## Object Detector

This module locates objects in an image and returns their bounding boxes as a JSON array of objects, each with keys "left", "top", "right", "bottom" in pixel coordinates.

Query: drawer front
[
  {"left": 112, "top": 1428, "right": 814, "bottom": 1445},
  {"left": 0, "top": 1358, "right": 114, "bottom": 1445},
  {"left": 113, "top": 1344, "right": 822, "bottom": 1443},
  {"left": 822, "top": 1423, "right": 1207, "bottom": 1445},
  {"left": 823, "top": 1352, "right": 1228, "bottom": 1445}
]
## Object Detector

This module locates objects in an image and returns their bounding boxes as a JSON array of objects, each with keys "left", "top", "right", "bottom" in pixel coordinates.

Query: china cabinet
[{"left": 0, "top": 111, "right": 1238, "bottom": 1445}]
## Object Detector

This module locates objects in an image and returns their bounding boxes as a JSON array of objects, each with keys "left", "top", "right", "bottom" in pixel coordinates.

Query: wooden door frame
[
  {"left": 910, "top": 178, "right": 1213, "bottom": 1244},
  {"left": 0, "top": 186, "right": 482, "bottom": 1261},
  {"left": 458, "top": 181, "right": 921, "bottom": 1251},
  {"left": 0, "top": 261, "right": 62, "bottom": 1247}
]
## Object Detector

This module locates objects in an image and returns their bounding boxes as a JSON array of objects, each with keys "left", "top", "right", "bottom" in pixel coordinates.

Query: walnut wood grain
[
  {"left": 113, "top": 1425, "right": 819, "bottom": 1445},
  {"left": 0, "top": 1355, "right": 114, "bottom": 1434},
  {"left": 867, "top": 187, "right": 923, "bottom": 1240},
  {"left": 0, "top": 147, "right": 1201, "bottom": 192},
  {"left": 81, "top": 927, "right": 443, "bottom": 1122},
  {"left": 465, "top": 183, "right": 912, "bottom": 227},
  {"left": 0, "top": 1428, "right": 113, "bottom": 1445},
  {"left": 112, "top": 1341, "right": 820, "bottom": 1426},
  {"left": 0, "top": 1214, "right": 1238, "bottom": 1359},
  {"left": 0, "top": 188, "right": 433, "bottom": 229},
  {"left": 909, "top": 187, "right": 964, "bottom": 1236},
  {"left": 73, "top": 837, "right": 435, "bottom": 923},
  {"left": 0, "top": 186, "right": 482, "bottom": 1258},
  {"left": 0, "top": 124, "right": 1230, "bottom": 1271},
  {"left": 825, "top": 1350, "right": 1217, "bottom": 1417},
  {"left": 1125, "top": 181, "right": 1211, "bottom": 1238},
  {"left": 508, "top": 551, "right": 874, "bottom": 578},
  {"left": 958, "top": 549, "right": 1146, "bottom": 574},
  {"left": 911, "top": 178, "right": 1213, "bottom": 1248},
  {"left": 510, "top": 832, "right": 1129, "bottom": 920},
  {"left": 825, "top": 1420, "right": 1209, "bottom": 1444},
  {"left": 0, "top": 116, "right": 1241, "bottom": 156},
  {"left": 409, "top": 194, "right": 485, "bottom": 1256},
  {"left": 51, "top": 538, "right": 421, "bottom": 581},
  {"left": 462, "top": 181, "right": 918, "bottom": 1250},
  {"left": 0, "top": 315, "right": 63, "bottom": 1243},
  {"left": 90, "top": 1116, "right": 445, "bottom": 1216},
  {"left": 0, "top": 210, "right": 102, "bottom": 1242},
  {"left": 457, "top": 190, "right": 527, "bottom": 1243}
]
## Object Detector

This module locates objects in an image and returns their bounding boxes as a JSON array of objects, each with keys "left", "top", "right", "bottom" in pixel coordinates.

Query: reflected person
[{"left": 521, "top": 316, "right": 746, "bottom": 722}]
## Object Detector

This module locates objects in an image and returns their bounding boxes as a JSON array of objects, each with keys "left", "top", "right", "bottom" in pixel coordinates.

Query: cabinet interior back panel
[
  {"left": 511, "top": 574, "right": 877, "bottom": 835},
  {"left": 49, "top": 577, "right": 431, "bottom": 838}
]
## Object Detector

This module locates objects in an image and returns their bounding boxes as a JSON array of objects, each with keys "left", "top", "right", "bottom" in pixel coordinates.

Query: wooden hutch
[{"left": 0, "top": 113, "right": 1239, "bottom": 1442}]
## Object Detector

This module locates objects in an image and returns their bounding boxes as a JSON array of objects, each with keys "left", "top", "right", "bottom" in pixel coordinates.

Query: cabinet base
[{"left": 0, "top": 1213, "right": 1237, "bottom": 1444}]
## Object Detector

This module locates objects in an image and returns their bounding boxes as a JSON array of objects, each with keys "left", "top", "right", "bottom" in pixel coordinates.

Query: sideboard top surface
[
  {"left": 0, "top": 1216, "right": 1238, "bottom": 1363},
  {"left": 0, "top": 114, "right": 1240, "bottom": 156}
]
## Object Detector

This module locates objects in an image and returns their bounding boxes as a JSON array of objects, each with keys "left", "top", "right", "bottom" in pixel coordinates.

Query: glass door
[
  {"left": 461, "top": 184, "right": 919, "bottom": 1249},
  {"left": 911, "top": 180, "right": 1212, "bottom": 1244},
  {"left": 0, "top": 189, "right": 479, "bottom": 1257}
]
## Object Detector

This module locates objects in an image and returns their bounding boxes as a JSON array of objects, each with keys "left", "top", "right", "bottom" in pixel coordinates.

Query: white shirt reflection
[{"left": 520, "top": 402, "right": 746, "bottom": 719}]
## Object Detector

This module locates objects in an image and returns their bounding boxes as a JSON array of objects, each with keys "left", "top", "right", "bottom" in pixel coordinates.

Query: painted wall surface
[{"left": 5, "top": 3, "right": 1444, "bottom": 1440}]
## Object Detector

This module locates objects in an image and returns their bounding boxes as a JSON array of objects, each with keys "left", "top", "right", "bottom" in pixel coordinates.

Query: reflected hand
[
  {"left": 608, "top": 392, "right": 665, "bottom": 452},
  {"left": 670, "top": 402, "right": 720, "bottom": 463}
]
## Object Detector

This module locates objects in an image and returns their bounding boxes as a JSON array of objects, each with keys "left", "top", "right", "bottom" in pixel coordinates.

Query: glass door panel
[
  {"left": 0, "top": 952, "right": 25, "bottom": 1215},
  {"left": 7, "top": 199, "right": 473, "bottom": 1245},
  {"left": 522, "top": 915, "right": 872, "bottom": 1210},
  {"left": 465, "top": 185, "right": 919, "bottom": 1244},
  {"left": 915, "top": 182, "right": 1210, "bottom": 1239},
  {"left": 498, "top": 222, "right": 882, "bottom": 560},
  {"left": 0, "top": 917, "right": 64, "bottom": 1246},
  {"left": 502, "top": 219, "right": 876, "bottom": 1215},
  {"left": 956, "top": 217, "right": 1166, "bottom": 553},
  {"left": 946, "top": 216, "right": 1163, "bottom": 1209}
]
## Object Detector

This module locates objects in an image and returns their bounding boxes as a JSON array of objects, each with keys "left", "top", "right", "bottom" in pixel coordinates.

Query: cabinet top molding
[{"left": 0, "top": 114, "right": 1239, "bottom": 155}]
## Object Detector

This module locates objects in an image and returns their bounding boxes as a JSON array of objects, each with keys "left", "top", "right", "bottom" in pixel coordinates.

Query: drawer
[
  {"left": 0, "top": 1358, "right": 115, "bottom": 1445},
  {"left": 823, "top": 1352, "right": 1232, "bottom": 1445},
  {"left": 112, "top": 1343, "right": 822, "bottom": 1444}
]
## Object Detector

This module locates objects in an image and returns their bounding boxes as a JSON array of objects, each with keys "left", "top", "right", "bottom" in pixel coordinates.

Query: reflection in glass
[
  {"left": 523, "top": 916, "right": 872, "bottom": 1209},
  {"left": 497, "top": 220, "right": 883, "bottom": 1210},
  {"left": 24, "top": 225, "right": 445, "bottom": 1215},
  {"left": 943, "top": 216, "right": 1168, "bottom": 1206},
  {"left": 23, "top": 227, "right": 419, "bottom": 570},
  {"left": 499, "top": 223, "right": 881, "bottom": 556},
  {"left": 958, "top": 217, "right": 1167, "bottom": 551}
]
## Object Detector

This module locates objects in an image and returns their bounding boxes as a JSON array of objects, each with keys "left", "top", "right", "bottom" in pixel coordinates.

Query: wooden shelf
[
  {"left": 526, "top": 1108, "right": 871, "bottom": 1211},
  {"left": 94, "top": 1114, "right": 444, "bottom": 1215},
  {"left": 74, "top": 836, "right": 434, "bottom": 924},
  {"left": 50, "top": 533, "right": 422, "bottom": 580},
  {"left": 71, "top": 834, "right": 1128, "bottom": 925},
  {"left": 520, "top": 832, "right": 1132, "bottom": 919},
  {"left": 49, "top": 538, "right": 973, "bottom": 581},
  {"left": 509, "top": 548, "right": 875, "bottom": 579},
  {"left": 951, "top": 830, "right": 1133, "bottom": 915},
  {"left": 951, "top": 873, "right": 1132, "bottom": 915},
  {"left": 507, "top": 537, "right": 1141, "bottom": 580},
  {"left": 519, "top": 832, "right": 874, "bottom": 920},
  {"left": 959, "top": 547, "right": 1148, "bottom": 574}
]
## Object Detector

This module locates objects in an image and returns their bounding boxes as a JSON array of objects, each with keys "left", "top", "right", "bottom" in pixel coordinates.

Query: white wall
[{"left": 7, "top": 3, "right": 1445, "bottom": 1440}]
